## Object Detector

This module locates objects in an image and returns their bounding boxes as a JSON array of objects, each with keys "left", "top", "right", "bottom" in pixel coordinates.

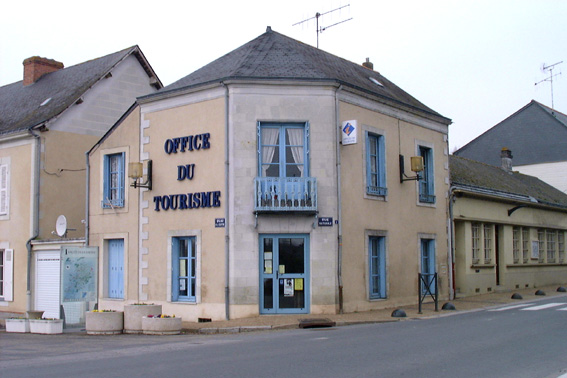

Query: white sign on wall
[{"left": 341, "top": 120, "right": 357, "bottom": 145}]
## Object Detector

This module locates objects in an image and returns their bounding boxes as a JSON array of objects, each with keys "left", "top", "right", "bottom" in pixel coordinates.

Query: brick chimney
[
  {"left": 23, "top": 56, "right": 64, "bottom": 86},
  {"left": 501, "top": 148, "right": 513, "bottom": 173},
  {"left": 362, "top": 58, "right": 373, "bottom": 70}
]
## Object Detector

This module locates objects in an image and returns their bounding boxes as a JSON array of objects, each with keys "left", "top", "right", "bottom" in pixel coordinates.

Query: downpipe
[{"left": 26, "top": 128, "right": 41, "bottom": 311}]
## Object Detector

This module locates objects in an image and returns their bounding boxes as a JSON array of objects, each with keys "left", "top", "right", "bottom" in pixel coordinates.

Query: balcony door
[{"left": 257, "top": 123, "right": 313, "bottom": 210}]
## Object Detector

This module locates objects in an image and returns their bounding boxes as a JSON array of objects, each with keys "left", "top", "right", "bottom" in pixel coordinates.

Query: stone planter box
[
  {"left": 29, "top": 319, "right": 63, "bottom": 334},
  {"left": 86, "top": 311, "right": 124, "bottom": 335},
  {"left": 142, "top": 316, "right": 182, "bottom": 335},
  {"left": 124, "top": 304, "right": 162, "bottom": 334},
  {"left": 6, "top": 319, "right": 30, "bottom": 333}
]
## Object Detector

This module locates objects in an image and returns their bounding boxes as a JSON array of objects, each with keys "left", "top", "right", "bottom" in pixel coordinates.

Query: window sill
[
  {"left": 470, "top": 264, "right": 495, "bottom": 269},
  {"left": 507, "top": 262, "right": 567, "bottom": 268}
]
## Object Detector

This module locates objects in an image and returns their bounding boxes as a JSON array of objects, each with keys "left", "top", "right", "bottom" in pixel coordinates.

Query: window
[
  {"left": 172, "top": 237, "right": 196, "bottom": 302},
  {"left": 472, "top": 222, "right": 481, "bottom": 264},
  {"left": 369, "top": 236, "right": 386, "bottom": 299},
  {"left": 483, "top": 224, "right": 493, "bottom": 263},
  {"left": 418, "top": 146, "right": 435, "bottom": 203},
  {"left": 538, "top": 229, "right": 545, "bottom": 263},
  {"left": 258, "top": 123, "right": 308, "bottom": 178},
  {"left": 102, "top": 152, "right": 125, "bottom": 208},
  {"left": 559, "top": 231, "right": 565, "bottom": 262},
  {"left": 0, "top": 249, "right": 13, "bottom": 301},
  {"left": 366, "top": 132, "right": 387, "bottom": 196},
  {"left": 420, "top": 238, "right": 436, "bottom": 295},
  {"left": 0, "top": 162, "right": 9, "bottom": 216},
  {"left": 513, "top": 227, "right": 520, "bottom": 263},
  {"left": 522, "top": 228, "right": 530, "bottom": 263},
  {"left": 107, "top": 239, "right": 124, "bottom": 299},
  {"left": 547, "top": 230, "right": 556, "bottom": 263}
]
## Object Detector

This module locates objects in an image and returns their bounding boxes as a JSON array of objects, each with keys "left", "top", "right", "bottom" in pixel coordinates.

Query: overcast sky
[{"left": 1, "top": 0, "right": 565, "bottom": 151}]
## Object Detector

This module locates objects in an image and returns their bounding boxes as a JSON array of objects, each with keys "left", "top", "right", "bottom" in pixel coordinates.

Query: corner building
[{"left": 89, "top": 28, "right": 452, "bottom": 320}]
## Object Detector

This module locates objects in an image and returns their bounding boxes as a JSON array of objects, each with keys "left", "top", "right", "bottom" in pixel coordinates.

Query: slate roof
[
  {"left": 149, "top": 27, "right": 450, "bottom": 124},
  {"left": 450, "top": 155, "right": 567, "bottom": 208},
  {"left": 0, "top": 46, "right": 161, "bottom": 136},
  {"left": 454, "top": 100, "right": 567, "bottom": 166}
]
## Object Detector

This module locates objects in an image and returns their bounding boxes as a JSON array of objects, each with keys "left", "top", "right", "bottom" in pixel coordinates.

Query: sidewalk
[{"left": 181, "top": 284, "right": 567, "bottom": 334}]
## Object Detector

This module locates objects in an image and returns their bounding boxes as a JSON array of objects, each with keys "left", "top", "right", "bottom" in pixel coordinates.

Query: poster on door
[{"left": 284, "top": 278, "right": 294, "bottom": 297}]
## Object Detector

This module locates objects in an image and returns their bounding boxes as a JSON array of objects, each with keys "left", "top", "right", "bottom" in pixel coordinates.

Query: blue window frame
[
  {"left": 102, "top": 152, "right": 125, "bottom": 208},
  {"left": 369, "top": 236, "right": 386, "bottom": 299},
  {"left": 172, "top": 237, "right": 196, "bottom": 302},
  {"left": 108, "top": 239, "right": 124, "bottom": 299},
  {"left": 366, "top": 132, "right": 387, "bottom": 196},
  {"left": 258, "top": 122, "right": 309, "bottom": 178},
  {"left": 418, "top": 146, "right": 435, "bottom": 203}
]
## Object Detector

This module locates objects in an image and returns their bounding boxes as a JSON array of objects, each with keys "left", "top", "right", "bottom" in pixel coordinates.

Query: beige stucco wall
[
  {"left": 339, "top": 100, "right": 450, "bottom": 312},
  {"left": 0, "top": 137, "right": 34, "bottom": 314},
  {"left": 89, "top": 108, "right": 141, "bottom": 309},
  {"left": 453, "top": 196, "right": 567, "bottom": 296}
]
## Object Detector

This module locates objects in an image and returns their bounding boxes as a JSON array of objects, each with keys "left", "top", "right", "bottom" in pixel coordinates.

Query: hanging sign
[{"left": 341, "top": 120, "right": 357, "bottom": 145}]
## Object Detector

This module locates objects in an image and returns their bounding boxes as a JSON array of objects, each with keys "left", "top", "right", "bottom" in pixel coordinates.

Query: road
[{"left": 1, "top": 296, "right": 567, "bottom": 378}]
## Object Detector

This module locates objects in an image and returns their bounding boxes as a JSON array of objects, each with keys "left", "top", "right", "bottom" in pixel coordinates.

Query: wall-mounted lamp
[
  {"left": 399, "top": 155, "right": 424, "bottom": 183},
  {"left": 129, "top": 160, "right": 152, "bottom": 190}
]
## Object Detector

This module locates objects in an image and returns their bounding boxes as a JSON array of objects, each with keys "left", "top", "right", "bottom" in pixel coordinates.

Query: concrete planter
[
  {"left": 142, "top": 316, "right": 182, "bottom": 335},
  {"left": 29, "top": 319, "right": 63, "bottom": 334},
  {"left": 86, "top": 311, "right": 124, "bottom": 335},
  {"left": 6, "top": 319, "right": 30, "bottom": 333},
  {"left": 124, "top": 304, "right": 162, "bottom": 334}
]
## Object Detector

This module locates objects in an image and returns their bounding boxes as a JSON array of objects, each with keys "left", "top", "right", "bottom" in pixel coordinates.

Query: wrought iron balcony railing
[{"left": 254, "top": 177, "right": 317, "bottom": 213}]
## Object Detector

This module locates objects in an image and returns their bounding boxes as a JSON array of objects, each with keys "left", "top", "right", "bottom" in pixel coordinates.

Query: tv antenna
[
  {"left": 293, "top": 4, "right": 353, "bottom": 48},
  {"left": 535, "top": 61, "right": 562, "bottom": 109}
]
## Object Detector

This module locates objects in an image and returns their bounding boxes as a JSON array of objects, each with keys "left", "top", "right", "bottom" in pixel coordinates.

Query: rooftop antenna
[
  {"left": 293, "top": 4, "right": 353, "bottom": 48},
  {"left": 535, "top": 61, "right": 562, "bottom": 109}
]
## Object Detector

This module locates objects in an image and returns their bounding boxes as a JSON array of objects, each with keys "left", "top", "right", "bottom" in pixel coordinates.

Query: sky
[{"left": 1, "top": 0, "right": 566, "bottom": 151}]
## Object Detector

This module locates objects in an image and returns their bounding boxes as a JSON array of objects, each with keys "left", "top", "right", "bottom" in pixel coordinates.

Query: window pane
[
  {"left": 278, "top": 238, "right": 304, "bottom": 274},
  {"left": 179, "top": 260, "right": 187, "bottom": 277},
  {"left": 179, "top": 239, "right": 188, "bottom": 258}
]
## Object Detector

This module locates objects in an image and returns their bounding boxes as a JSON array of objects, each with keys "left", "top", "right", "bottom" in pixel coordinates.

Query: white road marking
[
  {"left": 520, "top": 303, "right": 565, "bottom": 311},
  {"left": 488, "top": 303, "right": 533, "bottom": 312}
]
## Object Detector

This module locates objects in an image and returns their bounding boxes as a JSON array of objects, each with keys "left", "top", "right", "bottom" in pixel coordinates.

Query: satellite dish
[{"left": 56, "top": 215, "right": 67, "bottom": 237}]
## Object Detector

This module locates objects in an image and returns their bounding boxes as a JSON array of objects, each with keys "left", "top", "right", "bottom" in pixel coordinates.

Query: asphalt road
[{"left": 2, "top": 297, "right": 567, "bottom": 378}]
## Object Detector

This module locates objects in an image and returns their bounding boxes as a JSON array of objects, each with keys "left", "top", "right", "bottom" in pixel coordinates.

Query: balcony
[{"left": 254, "top": 177, "right": 317, "bottom": 213}]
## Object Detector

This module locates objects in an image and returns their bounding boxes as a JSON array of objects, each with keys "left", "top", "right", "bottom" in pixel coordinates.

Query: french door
[{"left": 260, "top": 234, "right": 309, "bottom": 314}]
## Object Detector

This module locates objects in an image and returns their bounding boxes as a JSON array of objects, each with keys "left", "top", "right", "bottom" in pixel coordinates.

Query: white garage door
[{"left": 35, "top": 250, "right": 61, "bottom": 319}]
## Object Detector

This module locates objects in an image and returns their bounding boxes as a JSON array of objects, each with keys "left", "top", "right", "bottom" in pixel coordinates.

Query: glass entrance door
[{"left": 260, "top": 234, "right": 309, "bottom": 314}]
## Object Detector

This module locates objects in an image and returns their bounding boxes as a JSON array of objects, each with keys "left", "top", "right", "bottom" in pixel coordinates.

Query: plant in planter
[
  {"left": 6, "top": 318, "right": 30, "bottom": 333},
  {"left": 142, "top": 314, "right": 182, "bottom": 335},
  {"left": 85, "top": 310, "right": 124, "bottom": 335},
  {"left": 29, "top": 318, "right": 64, "bottom": 334},
  {"left": 124, "top": 303, "right": 162, "bottom": 334}
]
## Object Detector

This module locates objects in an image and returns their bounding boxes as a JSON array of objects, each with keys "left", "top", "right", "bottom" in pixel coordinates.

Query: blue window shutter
[
  {"left": 172, "top": 238, "right": 179, "bottom": 302},
  {"left": 108, "top": 239, "right": 124, "bottom": 299},
  {"left": 102, "top": 155, "right": 110, "bottom": 207}
]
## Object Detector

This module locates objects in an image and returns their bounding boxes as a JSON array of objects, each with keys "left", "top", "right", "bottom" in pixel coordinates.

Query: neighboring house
[
  {"left": 454, "top": 100, "right": 567, "bottom": 193},
  {"left": 450, "top": 154, "right": 567, "bottom": 297},
  {"left": 88, "top": 27, "right": 451, "bottom": 321},
  {"left": 0, "top": 46, "right": 162, "bottom": 321}
]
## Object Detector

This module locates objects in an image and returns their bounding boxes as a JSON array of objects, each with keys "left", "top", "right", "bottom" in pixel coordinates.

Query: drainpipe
[
  {"left": 221, "top": 82, "right": 230, "bottom": 320},
  {"left": 85, "top": 152, "right": 90, "bottom": 245},
  {"left": 448, "top": 186, "right": 457, "bottom": 300},
  {"left": 335, "top": 85, "right": 343, "bottom": 313},
  {"left": 26, "top": 128, "right": 42, "bottom": 311}
]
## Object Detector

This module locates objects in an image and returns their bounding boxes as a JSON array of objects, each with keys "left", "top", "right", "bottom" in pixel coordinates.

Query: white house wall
[{"left": 515, "top": 162, "right": 567, "bottom": 194}]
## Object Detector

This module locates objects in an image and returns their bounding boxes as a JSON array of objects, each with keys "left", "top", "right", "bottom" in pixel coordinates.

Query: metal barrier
[{"left": 418, "top": 273, "right": 438, "bottom": 314}]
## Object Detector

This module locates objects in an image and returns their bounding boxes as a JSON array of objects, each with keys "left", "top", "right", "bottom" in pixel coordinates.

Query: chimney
[
  {"left": 362, "top": 58, "right": 373, "bottom": 70},
  {"left": 501, "top": 148, "right": 513, "bottom": 173},
  {"left": 23, "top": 56, "right": 64, "bottom": 86}
]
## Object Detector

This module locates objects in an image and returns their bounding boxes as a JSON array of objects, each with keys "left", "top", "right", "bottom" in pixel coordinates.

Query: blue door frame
[{"left": 259, "top": 234, "right": 310, "bottom": 314}]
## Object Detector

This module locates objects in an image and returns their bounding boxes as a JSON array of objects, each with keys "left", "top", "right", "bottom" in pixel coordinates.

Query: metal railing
[
  {"left": 254, "top": 177, "right": 317, "bottom": 212},
  {"left": 418, "top": 272, "right": 438, "bottom": 314}
]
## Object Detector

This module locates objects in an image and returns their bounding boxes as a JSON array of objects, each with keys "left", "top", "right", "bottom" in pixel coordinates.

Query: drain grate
[{"left": 298, "top": 318, "right": 336, "bottom": 329}]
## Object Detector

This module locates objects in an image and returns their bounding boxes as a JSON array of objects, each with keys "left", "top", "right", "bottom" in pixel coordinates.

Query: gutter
[
  {"left": 26, "top": 127, "right": 41, "bottom": 312},
  {"left": 221, "top": 82, "right": 230, "bottom": 320},
  {"left": 335, "top": 85, "right": 344, "bottom": 313},
  {"left": 85, "top": 152, "right": 90, "bottom": 245}
]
